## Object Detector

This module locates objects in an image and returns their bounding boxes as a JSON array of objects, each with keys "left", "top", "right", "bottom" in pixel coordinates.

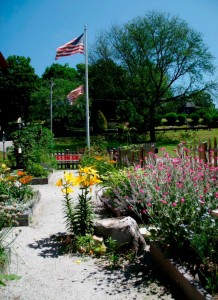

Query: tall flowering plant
[
  {"left": 102, "top": 150, "right": 218, "bottom": 248},
  {"left": 56, "top": 166, "right": 101, "bottom": 236}
]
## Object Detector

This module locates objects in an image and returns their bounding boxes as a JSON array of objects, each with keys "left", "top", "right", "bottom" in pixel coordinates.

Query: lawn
[
  {"left": 54, "top": 128, "right": 218, "bottom": 156},
  {"left": 1, "top": 128, "right": 217, "bottom": 162}
]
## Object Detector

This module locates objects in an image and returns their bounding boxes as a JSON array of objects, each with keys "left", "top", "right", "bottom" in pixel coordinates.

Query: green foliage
[
  {"left": 96, "top": 110, "right": 107, "bottom": 132},
  {"left": 190, "top": 112, "right": 199, "bottom": 125},
  {"left": 91, "top": 135, "right": 108, "bottom": 153},
  {"left": 26, "top": 163, "right": 49, "bottom": 178},
  {"left": 80, "top": 136, "right": 117, "bottom": 178},
  {"left": 164, "top": 112, "right": 178, "bottom": 126},
  {"left": 0, "top": 165, "right": 34, "bottom": 204},
  {"left": 0, "top": 214, "right": 20, "bottom": 286},
  {"left": 190, "top": 215, "right": 218, "bottom": 295},
  {"left": 9, "top": 124, "right": 55, "bottom": 172},
  {"left": 92, "top": 11, "right": 217, "bottom": 141},
  {"left": 0, "top": 55, "right": 39, "bottom": 126},
  {"left": 56, "top": 167, "right": 101, "bottom": 236},
  {"left": 72, "top": 189, "right": 94, "bottom": 236},
  {"left": 105, "top": 237, "right": 120, "bottom": 269},
  {"left": 177, "top": 114, "right": 187, "bottom": 125},
  {"left": 80, "top": 154, "right": 117, "bottom": 179},
  {"left": 62, "top": 192, "right": 74, "bottom": 234},
  {"left": 0, "top": 274, "right": 21, "bottom": 287},
  {"left": 102, "top": 152, "right": 217, "bottom": 248},
  {"left": 42, "top": 63, "right": 78, "bottom": 81}
]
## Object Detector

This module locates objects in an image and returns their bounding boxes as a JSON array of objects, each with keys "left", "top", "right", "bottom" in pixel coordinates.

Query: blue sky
[{"left": 1, "top": 0, "right": 218, "bottom": 80}]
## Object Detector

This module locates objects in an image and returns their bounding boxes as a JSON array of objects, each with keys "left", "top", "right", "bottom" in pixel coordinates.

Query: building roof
[{"left": 0, "top": 52, "right": 8, "bottom": 68}]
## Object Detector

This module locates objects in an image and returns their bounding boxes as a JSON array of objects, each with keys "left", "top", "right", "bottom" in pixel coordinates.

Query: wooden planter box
[
  {"left": 30, "top": 177, "right": 49, "bottom": 185},
  {"left": 150, "top": 243, "right": 213, "bottom": 300},
  {"left": 29, "top": 171, "right": 53, "bottom": 185},
  {"left": 17, "top": 191, "right": 41, "bottom": 226}
]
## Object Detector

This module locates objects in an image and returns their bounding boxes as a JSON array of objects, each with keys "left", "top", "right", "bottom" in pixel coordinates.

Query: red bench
[{"left": 54, "top": 153, "right": 82, "bottom": 169}]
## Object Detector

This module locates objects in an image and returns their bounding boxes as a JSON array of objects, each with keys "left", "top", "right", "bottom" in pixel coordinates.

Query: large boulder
[{"left": 94, "top": 216, "right": 146, "bottom": 254}]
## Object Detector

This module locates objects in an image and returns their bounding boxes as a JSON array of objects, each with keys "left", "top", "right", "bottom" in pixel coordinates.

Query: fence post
[
  {"left": 214, "top": 137, "right": 217, "bottom": 167},
  {"left": 200, "top": 141, "right": 208, "bottom": 163}
]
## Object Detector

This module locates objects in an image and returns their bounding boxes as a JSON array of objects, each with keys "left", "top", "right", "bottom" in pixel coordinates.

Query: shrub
[
  {"left": 26, "top": 163, "right": 49, "bottom": 178},
  {"left": 164, "top": 112, "right": 178, "bottom": 126},
  {"left": 190, "top": 112, "right": 199, "bottom": 126},
  {"left": 177, "top": 114, "right": 187, "bottom": 126},
  {"left": 9, "top": 124, "right": 56, "bottom": 171}
]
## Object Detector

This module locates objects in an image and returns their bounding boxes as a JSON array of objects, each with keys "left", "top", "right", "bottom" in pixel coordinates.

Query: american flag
[
  {"left": 55, "top": 33, "right": 84, "bottom": 59},
  {"left": 67, "top": 85, "right": 84, "bottom": 104}
]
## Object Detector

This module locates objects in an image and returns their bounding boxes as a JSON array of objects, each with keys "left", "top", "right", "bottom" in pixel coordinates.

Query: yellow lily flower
[
  {"left": 64, "top": 171, "right": 76, "bottom": 185},
  {"left": 56, "top": 178, "right": 63, "bottom": 187},
  {"left": 62, "top": 186, "right": 74, "bottom": 194}
]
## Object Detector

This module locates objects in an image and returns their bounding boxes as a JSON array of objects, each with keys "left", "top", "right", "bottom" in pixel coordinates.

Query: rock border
[
  {"left": 17, "top": 191, "right": 41, "bottom": 226},
  {"left": 150, "top": 243, "right": 213, "bottom": 300}
]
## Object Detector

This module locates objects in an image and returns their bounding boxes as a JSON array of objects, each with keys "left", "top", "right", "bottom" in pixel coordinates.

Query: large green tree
[
  {"left": 91, "top": 11, "right": 217, "bottom": 141},
  {"left": 0, "top": 55, "right": 38, "bottom": 129},
  {"left": 30, "top": 63, "right": 86, "bottom": 135},
  {"left": 88, "top": 59, "right": 129, "bottom": 124}
]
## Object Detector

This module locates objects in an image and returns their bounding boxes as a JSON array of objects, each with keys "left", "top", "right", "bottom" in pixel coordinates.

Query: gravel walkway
[{"left": 0, "top": 171, "right": 178, "bottom": 300}]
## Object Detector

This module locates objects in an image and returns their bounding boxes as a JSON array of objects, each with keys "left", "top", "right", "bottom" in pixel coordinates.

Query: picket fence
[
  {"left": 177, "top": 137, "right": 217, "bottom": 167},
  {"left": 108, "top": 143, "right": 157, "bottom": 168}
]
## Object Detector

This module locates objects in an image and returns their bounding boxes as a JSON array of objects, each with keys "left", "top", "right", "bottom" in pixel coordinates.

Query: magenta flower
[
  {"left": 160, "top": 199, "right": 167, "bottom": 204},
  {"left": 172, "top": 202, "right": 177, "bottom": 207}
]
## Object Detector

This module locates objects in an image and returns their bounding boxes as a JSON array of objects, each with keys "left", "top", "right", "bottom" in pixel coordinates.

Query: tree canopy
[
  {"left": 30, "top": 63, "right": 86, "bottom": 134},
  {"left": 91, "top": 11, "right": 217, "bottom": 141},
  {"left": 0, "top": 55, "right": 39, "bottom": 129}
]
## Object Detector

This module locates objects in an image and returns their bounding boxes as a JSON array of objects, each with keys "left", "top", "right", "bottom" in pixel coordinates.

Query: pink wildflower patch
[
  {"left": 172, "top": 202, "right": 177, "bottom": 207},
  {"left": 160, "top": 199, "right": 167, "bottom": 204}
]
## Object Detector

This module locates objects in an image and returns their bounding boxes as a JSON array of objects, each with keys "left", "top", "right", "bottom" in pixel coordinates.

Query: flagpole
[{"left": 84, "top": 25, "right": 90, "bottom": 149}]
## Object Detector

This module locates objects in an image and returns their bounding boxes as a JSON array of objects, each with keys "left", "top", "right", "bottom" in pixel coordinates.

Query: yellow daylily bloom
[
  {"left": 74, "top": 175, "right": 84, "bottom": 186},
  {"left": 64, "top": 171, "right": 76, "bottom": 185},
  {"left": 62, "top": 186, "right": 74, "bottom": 194},
  {"left": 56, "top": 178, "right": 63, "bottom": 187}
]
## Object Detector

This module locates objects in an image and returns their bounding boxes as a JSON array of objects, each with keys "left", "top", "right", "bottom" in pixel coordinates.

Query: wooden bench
[{"left": 54, "top": 153, "right": 82, "bottom": 169}]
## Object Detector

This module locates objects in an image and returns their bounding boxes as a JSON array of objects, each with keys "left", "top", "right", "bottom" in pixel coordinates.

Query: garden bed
[
  {"left": 150, "top": 243, "right": 215, "bottom": 300},
  {"left": 30, "top": 172, "right": 52, "bottom": 185},
  {"left": 17, "top": 190, "right": 41, "bottom": 226}
]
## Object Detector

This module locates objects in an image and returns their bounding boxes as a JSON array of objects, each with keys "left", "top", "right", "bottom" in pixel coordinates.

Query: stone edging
[
  {"left": 18, "top": 191, "right": 41, "bottom": 226},
  {"left": 150, "top": 243, "right": 213, "bottom": 300}
]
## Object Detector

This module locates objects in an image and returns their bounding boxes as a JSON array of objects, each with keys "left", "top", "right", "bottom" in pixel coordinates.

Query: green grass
[
  {"left": 3, "top": 128, "right": 216, "bottom": 161},
  {"left": 155, "top": 128, "right": 218, "bottom": 156},
  {"left": 53, "top": 128, "right": 218, "bottom": 156}
]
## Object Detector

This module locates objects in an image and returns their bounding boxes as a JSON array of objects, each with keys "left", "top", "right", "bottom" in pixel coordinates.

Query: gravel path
[{"left": 0, "top": 171, "right": 178, "bottom": 300}]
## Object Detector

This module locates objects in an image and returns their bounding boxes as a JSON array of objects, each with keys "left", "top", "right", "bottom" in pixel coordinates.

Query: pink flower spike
[
  {"left": 180, "top": 198, "right": 185, "bottom": 203},
  {"left": 172, "top": 202, "right": 177, "bottom": 207}
]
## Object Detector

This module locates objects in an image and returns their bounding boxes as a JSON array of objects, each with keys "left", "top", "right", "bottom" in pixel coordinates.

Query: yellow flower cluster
[{"left": 56, "top": 166, "right": 101, "bottom": 194}]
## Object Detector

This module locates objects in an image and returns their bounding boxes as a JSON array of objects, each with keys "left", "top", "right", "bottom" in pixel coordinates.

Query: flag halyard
[
  {"left": 67, "top": 85, "right": 84, "bottom": 105},
  {"left": 55, "top": 33, "right": 84, "bottom": 60}
]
